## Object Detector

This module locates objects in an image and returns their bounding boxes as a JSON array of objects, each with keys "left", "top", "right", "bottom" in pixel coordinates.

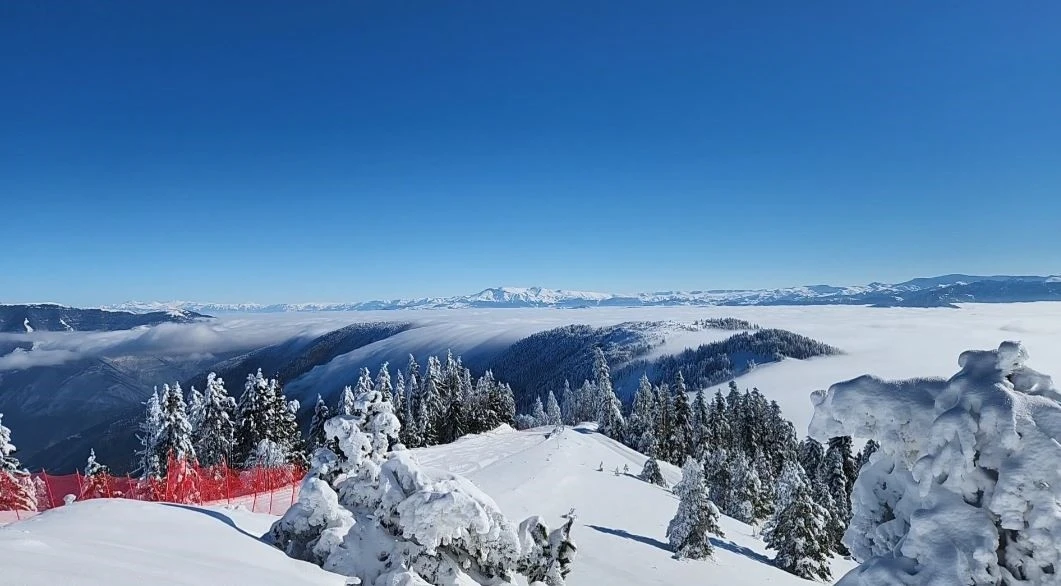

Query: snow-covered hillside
[{"left": 0, "top": 425, "right": 854, "bottom": 585}]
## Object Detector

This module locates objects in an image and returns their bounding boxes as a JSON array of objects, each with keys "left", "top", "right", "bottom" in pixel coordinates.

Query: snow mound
[{"left": 810, "top": 341, "right": 1061, "bottom": 585}]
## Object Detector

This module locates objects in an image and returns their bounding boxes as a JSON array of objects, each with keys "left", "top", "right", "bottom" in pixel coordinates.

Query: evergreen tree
[
  {"left": 0, "top": 413, "right": 36, "bottom": 511},
  {"left": 691, "top": 389, "right": 709, "bottom": 458},
  {"left": 136, "top": 389, "right": 164, "bottom": 480},
  {"left": 856, "top": 439, "right": 879, "bottom": 471},
  {"left": 81, "top": 449, "right": 110, "bottom": 499},
  {"left": 818, "top": 445, "right": 851, "bottom": 553},
  {"left": 531, "top": 396, "right": 547, "bottom": 427},
  {"left": 336, "top": 385, "right": 356, "bottom": 417},
  {"left": 559, "top": 379, "right": 575, "bottom": 425},
  {"left": 392, "top": 369, "right": 406, "bottom": 435},
  {"left": 154, "top": 382, "right": 196, "bottom": 477},
  {"left": 419, "top": 356, "right": 444, "bottom": 445},
  {"left": 440, "top": 352, "right": 468, "bottom": 443},
  {"left": 797, "top": 437, "right": 824, "bottom": 480},
  {"left": 375, "top": 363, "right": 393, "bottom": 403},
  {"left": 670, "top": 383, "right": 692, "bottom": 463},
  {"left": 654, "top": 383, "right": 675, "bottom": 462},
  {"left": 704, "top": 391, "right": 731, "bottom": 453},
  {"left": 725, "top": 451, "right": 760, "bottom": 523},
  {"left": 193, "top": 373, "right": 236, "bottom": 467},
  {"left": 279, "top": 396, "right": 306, "bottom": 467},
  {"left": 545, "top": 390, "right": 563, "bottom": 426},
  {"left": 187, "top": 385, "right": 205, "bottom": 434},
  {"left": 827, "top": 435, "right": 857, "bottom": 502},
  {"left": 667, "top": 458, "right": 724, "bottom": 560},
  {"left": 638, "top": 457, "right": 667, "bottom": 487},
  {"left": 402, "top": 355, "right": 422, "bottom": 448},
  {"left": 764, "top": 483, "right": 833, "bottom": 581},
  {"left": 627, "top": 374, "right": 656, "bottom": 452},
  {"left": 234, "top": 369, "right": 270, "bottom": 466},
  {"left": 308, "top": 394, "right": 331, "bottom": 451},
  {"left": 763, "top": 459, "right": 810, "bottom": 536},
  {"left": 592, "top": 347, "right": 624, "bottom": 438},
  {"left": 354, "top": 366, "right": 374, "bottom": 404}
]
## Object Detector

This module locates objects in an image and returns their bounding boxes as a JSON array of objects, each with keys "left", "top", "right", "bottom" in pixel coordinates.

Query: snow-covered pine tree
[
  {"left": 374, "top": 363, "right": 392, "bottom": 403},
  {"left": 704, "top": 391, "right": 731, "bottom": 454},
  {"left": 136, "top": 389, "right": 163, "bottom": 480},
  {"left": 725, "top": 451, "right": 761, "bottom": 523},
  {"left": 419, "top": 356, "right": 444, "bottom": 445},
  {"left": 639, "top": 456, "right": 667, "bottom": 487},
  {"left": 654, "top": 382, "right": 675, "bottom": 462},
  {"left": 400, "top": 356, "right": 422, "bottom": 448},
  {"left": 234, "top": 369, "right": 269, "bottom": 466},
  {"left": 518, "top": 515, "right": 578, "bottom": 586},
  {"left": 691, "top": 389, "right": 709, "bottom": 458},
  {"left": 308, "top": 395, "right": 331, "bottom": 451},
  {"left": 670, "top": 382, "right": 692, "bottom": 464},
  {"left": 545, "top": 389, "right": 563, "bottom": 426},
  {"left": 763, "top": 458, "right": 810, "bottom": 536},
  {"left": 0, "top": 413, "right": 37, "bottom": 511},
  {"left": 797, "top": 437, "right": 824, "bottom": 480},
  {"left": 355, "top": 366, "right": 374, "bottom": 399},
  {"left": 282, "top": 398, "right": 307, "bottom": 467},
  {"left": 80, "top": 449, "right": 110, "bottom": 499},
  {"left": 593, "top": 347, "right": 624, "bottom": 438},
  {"left": 531, "top": 396, "right": 547, "bottom": 427},
  {"left": 154, "top": 382, "right": 196, "bottom": 477},
  {"left": 627, "top": 374, "right": 656, "bottom": 451},
  {"left": 667, "top": 457, "right": 724, "bottom": 560},
  {"left": 560, "top": 379, "right": 575, "bottom": 425},
  {"left": 827, "top": 435, "right": 857, "bottom": 503},
  {"left": 764, "top": 482, "right": 832, "bottom": 581},
  {"left": 439, "top": 353, "right": 469, "bottom": 443},
  {"left": 193, "top": 373, "right": 236, "bottom": 468},
  {"left": 855, "top": 439, "right": 878, "bottom": 471},
  {"left": 336, "top": 385, "right": 356, "bottom": 418},
  {"left": 819, "top": 440, "right": 852, "bottom": 552},
  {"left": 187, "top": 384, "right": 205, "bottom": 434}
]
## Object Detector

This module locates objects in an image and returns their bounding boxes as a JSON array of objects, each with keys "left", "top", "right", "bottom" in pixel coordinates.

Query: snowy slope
[
  {"left": 411, "top": 424, "right": 856, "bottom": 585},
  {"left": 0, "top": 425, "right": 854, "bottom": 585},
  {"left": 0, "top": 499, "right": 344, "bottom": 585}
]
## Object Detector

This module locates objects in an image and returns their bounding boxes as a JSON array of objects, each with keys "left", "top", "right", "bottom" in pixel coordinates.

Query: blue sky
[{"left": 2, "top": 2, "right": 1059, "bottom": 305}]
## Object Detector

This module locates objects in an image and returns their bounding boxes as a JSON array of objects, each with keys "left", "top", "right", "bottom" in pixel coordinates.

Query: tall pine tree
[
  {"left": 667, "top": 457, "right": 724, "bottom": 560},
  {"left": 193, "top": 373, "right": 236, "bottom": 467}
]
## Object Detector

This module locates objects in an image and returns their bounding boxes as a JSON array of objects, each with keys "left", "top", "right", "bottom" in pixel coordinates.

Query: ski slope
[{"left": 0, "top": 425, "right": 855, "bottom": 584}]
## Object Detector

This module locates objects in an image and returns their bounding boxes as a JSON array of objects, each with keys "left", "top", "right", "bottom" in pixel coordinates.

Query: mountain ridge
[{"left": 95, "top": 274, "right": 1061, "bottom": 312}]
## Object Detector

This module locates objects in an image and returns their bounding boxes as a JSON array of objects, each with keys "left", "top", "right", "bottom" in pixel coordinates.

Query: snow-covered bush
[
  {"left": 809, "top": 341, "right": 1061, "bottom": 585},
  {"left": 667, "top": 457, "right": 723, "bottom": 560},
  {"left": 268, "top": 388, "right": 576, "bottom": 585},
  {"left": 638, "top": 457, "right": 667, "bottom": 487}
]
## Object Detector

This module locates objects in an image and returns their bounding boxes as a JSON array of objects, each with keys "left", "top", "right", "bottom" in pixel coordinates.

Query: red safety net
[{"left": 0, "top": 455, "right": 304, "bottom": 524}]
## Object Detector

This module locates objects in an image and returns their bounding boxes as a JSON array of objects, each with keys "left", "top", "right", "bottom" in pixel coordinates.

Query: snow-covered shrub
[
  {"left": 268, "top": 394, "right": 576, "bottom": 585},
  {"left": 638, "top": 457, "right": 667, "bottom": 487},
  {"left": 517, "top": 514, "right": 577, "bottom": 586},
  {"left": 810, "top": 341, "right": 1061, "bottom": 585}
]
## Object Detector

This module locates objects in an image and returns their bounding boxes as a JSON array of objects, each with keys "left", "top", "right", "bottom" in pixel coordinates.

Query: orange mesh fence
[{"left": 0, "top": 456, "right": 304, "bottom": 524}]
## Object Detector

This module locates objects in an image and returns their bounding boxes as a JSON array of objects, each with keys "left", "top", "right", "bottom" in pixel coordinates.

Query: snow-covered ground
[
  {"left": 0, "top": 499, "right": 344, "bottom": 585},
  {"left": 1, "top": 425, "right": 854, "bottom": 585}
]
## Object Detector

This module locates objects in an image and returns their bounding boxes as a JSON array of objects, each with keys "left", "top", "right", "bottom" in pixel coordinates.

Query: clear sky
[{"left": 2, "top": 2, "right": 1059, "bottom": 305}]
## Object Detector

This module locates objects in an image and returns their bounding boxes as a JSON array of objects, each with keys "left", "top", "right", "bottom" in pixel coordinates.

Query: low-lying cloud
[{"left": 0, "top": 314, "right": 372, "bottom": 371}]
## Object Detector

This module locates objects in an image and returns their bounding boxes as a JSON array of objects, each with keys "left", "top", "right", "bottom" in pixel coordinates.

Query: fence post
[
  {"left": 75, "top": 471, "right": 83, "bottom": 500},
  {"left": 41, "top": 471, "right": 57, "bottom": 509}
]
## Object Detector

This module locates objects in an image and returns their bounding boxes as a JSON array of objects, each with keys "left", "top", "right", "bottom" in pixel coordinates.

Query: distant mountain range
[
  {"left": 0, "top": 304, "right": 208, "bottom": 333},
  {"left": 100, "top": 274, "right": 1061, "bottom": 313}
]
